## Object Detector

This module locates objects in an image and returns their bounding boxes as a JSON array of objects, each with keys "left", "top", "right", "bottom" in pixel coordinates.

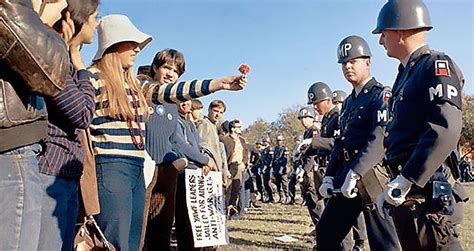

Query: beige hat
[{"left": 93, "top": 14, "right": 152, "bottom": 61}]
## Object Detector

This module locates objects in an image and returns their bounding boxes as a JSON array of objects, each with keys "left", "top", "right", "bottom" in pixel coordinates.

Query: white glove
[
  {"left": 296, "top": 167, "right": 304, "bottom": 176},
  {"left": 341, "top": 169, "right": 360, "bottom": 198},
  {"left": 262, "top": 166, "right": 267, "bottom": 173},
  {"left": 296, "top": 171, "right": 304, "bottom": 183},
  {"left": 301, "top": 138, "right": 312, "bottom": 146},
  {"left": 319, "top": 176, "right": 334, "bottom": 198},
  {"left": 278, "top": 167, "right": 284, "bottom": 175},
  {"left": 384, "top": 174, "right": 412, "bottom": 206}
]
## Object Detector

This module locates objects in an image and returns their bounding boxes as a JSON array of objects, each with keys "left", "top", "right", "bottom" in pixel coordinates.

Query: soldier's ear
[{"left": 366, "top": 58, "right": 371, "bottom": 67}]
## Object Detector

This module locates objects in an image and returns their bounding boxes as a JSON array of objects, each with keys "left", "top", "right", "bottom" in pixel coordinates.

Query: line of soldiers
[
  {"left": 249, "top": 1, "right": 468, "bottom": 250},
  {"left": 249, "top": 135, "right": 290, "bottom": 204}
]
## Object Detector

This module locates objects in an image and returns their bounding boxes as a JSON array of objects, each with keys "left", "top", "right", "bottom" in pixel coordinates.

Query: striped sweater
[
  {"left": 37, "top": 63, "right": 95, "bottom": 177},
  {"left": 88, "top": 68, "right": 213, "bottom": 166}
]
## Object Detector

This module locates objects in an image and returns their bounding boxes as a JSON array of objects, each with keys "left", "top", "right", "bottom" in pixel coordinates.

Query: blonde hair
[{"left": 93, "top": 51, "right": 148, "bottom": 120}]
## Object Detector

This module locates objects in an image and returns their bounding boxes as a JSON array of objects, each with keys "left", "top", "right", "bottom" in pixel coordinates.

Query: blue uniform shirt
[
  {"left": 384, "top": 46, "right": 463, "bottom": 187},
  {"left": 327, "top": 77, "right": 390, "bottom": 187},
  {"left": 314, "top": 106, "right": 340, "bottom": 157},
  {"left": 272, "top": 145, "right": 289, "bottom": 171},
  {"left": 261, "top": 145, "right": 274, "bottom": 173}
]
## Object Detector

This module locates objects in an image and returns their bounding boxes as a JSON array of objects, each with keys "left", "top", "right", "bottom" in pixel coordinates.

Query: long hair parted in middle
[{"left": 93, "top": 44, "right": 149, "bottom": 120}]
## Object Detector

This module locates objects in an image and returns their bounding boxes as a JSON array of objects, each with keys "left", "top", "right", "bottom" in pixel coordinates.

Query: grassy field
[{"left": 221, "top": 183, "right": 474, "bottom": 250}]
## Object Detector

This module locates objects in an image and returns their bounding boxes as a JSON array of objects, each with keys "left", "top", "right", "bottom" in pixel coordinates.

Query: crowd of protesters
[{"left": 0, "top": 1, "right": 247, "bottom": 250}]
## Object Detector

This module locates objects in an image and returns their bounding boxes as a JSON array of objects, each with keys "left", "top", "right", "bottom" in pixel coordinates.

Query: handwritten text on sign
[{"left": 185, "top": 169, "right": 229, "bottom": 247}]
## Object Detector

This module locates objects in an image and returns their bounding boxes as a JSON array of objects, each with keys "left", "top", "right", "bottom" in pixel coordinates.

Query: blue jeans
[
  {"left": 0, "top": 144, "right": 44, "bottom": 251},
  {"left": 240, "top": 172, "right": 250, "bottom": 211},
  {"left": 95, "top": 161, "right": 145, "bottom": 251},
  {"left": 37, "top": 175, "right": 79, "bottom": 251}
]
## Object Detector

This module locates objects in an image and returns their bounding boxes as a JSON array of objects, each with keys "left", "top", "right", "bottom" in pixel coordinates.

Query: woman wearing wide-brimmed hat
[{"left": 88, "top": 14, "right": 247, "bottom": 250}]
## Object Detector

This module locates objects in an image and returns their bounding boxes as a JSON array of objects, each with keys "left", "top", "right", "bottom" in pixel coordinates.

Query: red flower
[{"left": 239, "top": 64, "right": 250, "bottom": 74}]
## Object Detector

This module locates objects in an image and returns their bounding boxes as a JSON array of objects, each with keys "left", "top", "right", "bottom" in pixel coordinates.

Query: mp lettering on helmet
[
  {"left": 308, "top": 93, "right": 315, "bottom": 101},
  {"left": 338, "top": 43, "right": 352, "bottom": 58},
  {"left": 429, "top": 84, "right": 458, "bottom": 101}
]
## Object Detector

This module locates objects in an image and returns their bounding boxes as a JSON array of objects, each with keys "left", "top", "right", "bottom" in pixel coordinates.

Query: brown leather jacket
[
  {"left": 221, "top": 134, "right": 249, "bottom": 165},
  {"left": 0, "top": 0, "right": 68, "bottom": 152},
  {"left": 0, "top": 78, "right": 48, "bottom": 152}
]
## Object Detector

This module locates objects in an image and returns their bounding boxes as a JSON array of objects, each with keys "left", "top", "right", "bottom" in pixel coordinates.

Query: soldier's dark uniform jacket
[
  {"left": 312, "top": 106, "right": 341, "bottom": 167},
  {"left": 261, "top": 145, "right": 274, "bottom": 173},
  {"left": 384, "top": 46, "right": 468, "bottom": 201},
  {"left": 273, "top": 145, "right": 289, "bottom": 174},
  {"left": 249, "top": 146, "right": 261, "bottom": 166},
  {"left": 249, "top": 145, "right": 262, "bottom": 173},
  {"left": 300, "top": 127, "right": 318, "bottom": 171},
  {"left": 326, "top": 77, "right": 390, "bottom": 188}
]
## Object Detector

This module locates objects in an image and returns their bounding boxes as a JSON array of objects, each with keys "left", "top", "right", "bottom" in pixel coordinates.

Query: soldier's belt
[
  {"left": 337, "top": 148, "right": 358, "bottom": 162},
  {"left": 382, "top": 154, "right": 411, "bottom": 178}
]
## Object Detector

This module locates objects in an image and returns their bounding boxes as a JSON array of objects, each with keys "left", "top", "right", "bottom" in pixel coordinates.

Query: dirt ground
[{"left": 220, "top": 183, "right": 474, "bottom": 250}]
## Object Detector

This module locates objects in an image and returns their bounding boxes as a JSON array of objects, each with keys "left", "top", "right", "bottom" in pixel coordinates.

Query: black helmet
[
  {"left": 297, "top": 107, "right": 316, "bottom": 119},
  {"left": 332, "top": 90, "right": 347, "bottom": 104},
  {"left": 337, "top": 35, "right": 372, "bottom": 64},
  {"left": 256, "top": 138, "right": 263, "bottom": 145},
  {"left": 372, "top": 0, "right": 432, "bottom": 34},
  {"left": 263, "top": 137, "right": 271, "bottom": 143},
  {"left": 276, "top": 135, "right": 284, "bottom": 141},
  {"left": 294, "top": 135, "right": 303, "bottom": 142},
  {"left": 307, "top": 82, "right": 332, "bottom": 105}
]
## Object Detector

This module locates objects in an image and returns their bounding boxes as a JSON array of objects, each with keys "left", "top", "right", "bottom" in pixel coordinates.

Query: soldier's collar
[
  {"left": 402, "top": 44, "right": 425, "bottom": 67},
  {"left": 353, "top": 76, "right": 374, "bottom": 97},
  {"left": 327, "top": 105, "right": 339, "bottom": 117},
  {"left": 404, "top": 44, "right": 430, "bottom": 67}
]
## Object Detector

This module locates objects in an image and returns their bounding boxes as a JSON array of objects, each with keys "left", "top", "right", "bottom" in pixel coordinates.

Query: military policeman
[
  {"left": 316, "top": 35, "right": 400, "bottom": 251},
  {"left": 332, "top": 90, "right": 347, "bottom": 111},
  {"left": 288, "top": 135, "right": 304, "bottom": 204},
  {"left": 272, "top": 135, "right": 290, "bottom": 203},
  {"left": 294, "top": 107, "right": 325, "bottom": 235},
  {"left": 250, "top": 138, "right": 265, "bottom": 202},
  {"left": 373, "top": 0, "right": 468, "bottom": 250},
  {"left": 261, "top": 137, "right": 275, "bottom": 203},
  {"left": 308, "top": 83, "right": 367, "bottom": 250}
]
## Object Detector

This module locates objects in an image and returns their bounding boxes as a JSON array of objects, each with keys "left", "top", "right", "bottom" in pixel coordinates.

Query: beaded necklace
[{"left": 127, "top": 89, "right": 144, "bottom": 150}]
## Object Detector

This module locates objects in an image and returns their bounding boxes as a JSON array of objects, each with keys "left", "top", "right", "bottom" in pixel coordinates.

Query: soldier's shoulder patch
[{"left": 435, "top": 60, "right": 451, "bottom": 77}]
